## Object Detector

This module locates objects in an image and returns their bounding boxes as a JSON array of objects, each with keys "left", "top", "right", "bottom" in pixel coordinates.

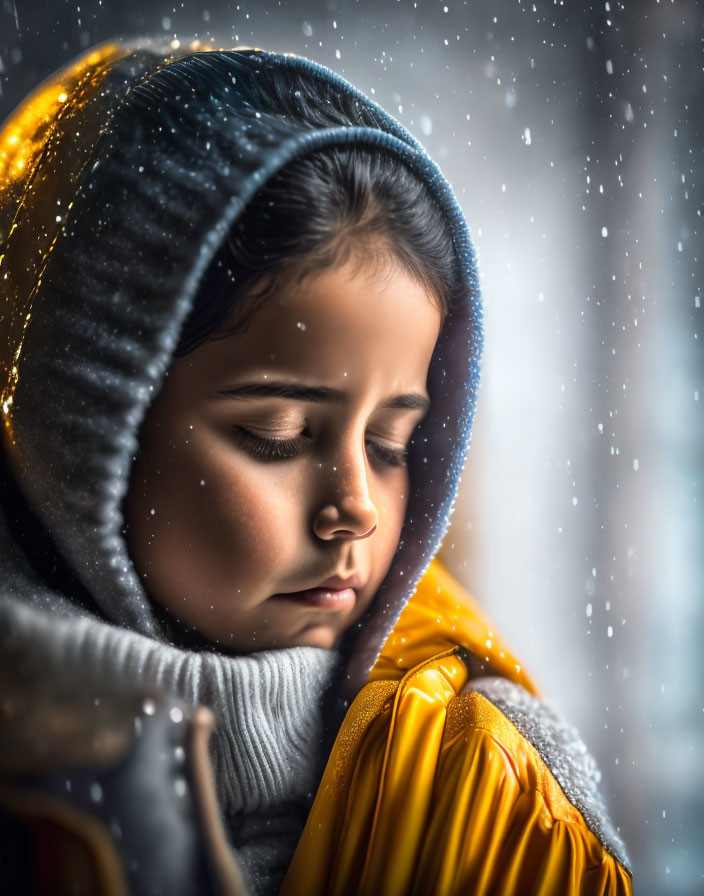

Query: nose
[
  {"left": 313, "top": 496, "right": 378, "bottom": 541},
  {"left": 312, "top": 445, "right": 379, "bottom": 541}
]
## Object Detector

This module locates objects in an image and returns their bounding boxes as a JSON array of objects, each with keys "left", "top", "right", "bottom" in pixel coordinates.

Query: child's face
[{"left": 124, "top": 255, "right": 442, "bottom": 652}]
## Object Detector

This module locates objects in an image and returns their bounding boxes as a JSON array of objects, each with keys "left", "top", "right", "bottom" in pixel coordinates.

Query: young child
[{"left": 0, "top": 41, "right": 632, "bottom": 895}]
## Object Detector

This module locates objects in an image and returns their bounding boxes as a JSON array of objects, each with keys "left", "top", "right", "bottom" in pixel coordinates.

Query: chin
[
  {"left": 198, "top": 623, "right": 344, "bottom": 654},
  {"left": 287, "top": 626, "right": 341, "bottom": 651}
]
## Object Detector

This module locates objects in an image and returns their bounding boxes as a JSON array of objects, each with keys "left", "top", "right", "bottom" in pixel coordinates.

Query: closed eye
[
  {"left": 232, "top": 427, "right": 408, "bottom": 467},
  {"left": 365, "top": 440, "right": 408, "bottom": 467},
  {"left": 232, "top": 427, "right": 310, "bottom": 461}
]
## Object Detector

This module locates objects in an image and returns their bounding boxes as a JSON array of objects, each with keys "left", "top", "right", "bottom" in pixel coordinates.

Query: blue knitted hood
[{"left": 0, "top": 40, "right": 482, "bottom": 688}]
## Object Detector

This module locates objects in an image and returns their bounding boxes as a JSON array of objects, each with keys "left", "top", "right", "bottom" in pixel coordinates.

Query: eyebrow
[{"left": 214, "top": 380, "right": 431, "bottom": 413}]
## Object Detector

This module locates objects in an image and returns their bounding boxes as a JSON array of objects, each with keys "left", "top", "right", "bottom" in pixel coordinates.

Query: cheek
[
  {"left": 146, "top": 432, "right": 310, "bottom": 591},
  {"left": 372, "top": 473, "right": 410, "bottom": 566},
  {"left": 198, "top": 453, "right": 299, "bottom": 565}
]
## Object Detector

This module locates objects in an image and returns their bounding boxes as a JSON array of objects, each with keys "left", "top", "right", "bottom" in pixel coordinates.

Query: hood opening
[{"left": 0, "top": 41, "right": 482, "bottom": 693}]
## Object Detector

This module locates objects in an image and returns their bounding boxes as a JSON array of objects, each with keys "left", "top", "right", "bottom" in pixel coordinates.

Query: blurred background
[{"left": 1, "top": 0, "right": 702, "bottom": 892}]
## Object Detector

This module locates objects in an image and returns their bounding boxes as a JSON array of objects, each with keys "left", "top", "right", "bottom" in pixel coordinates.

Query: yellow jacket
[{"left": 283, "top": 560, "right": 633, "bottom": 895}]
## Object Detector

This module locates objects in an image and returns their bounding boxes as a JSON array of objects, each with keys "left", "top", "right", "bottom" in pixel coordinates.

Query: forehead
[{"left": 178, "top": 260, "right": 443, "bottom": 399}]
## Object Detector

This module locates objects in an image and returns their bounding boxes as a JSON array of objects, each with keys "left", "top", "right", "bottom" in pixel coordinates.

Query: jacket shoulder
[
  {"left": 446, "top": 677, "right": 629, "bottom": 869},
  {"left": 284, "top": 654, "right": 632, "bottom": 895},
  {"left": 468, "top": 677, "right": 630, "bottom": 868}
]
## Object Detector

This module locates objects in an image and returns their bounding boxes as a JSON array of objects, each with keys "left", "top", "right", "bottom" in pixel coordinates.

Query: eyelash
[{"left": 233, "top": 427, "right": 409, "bottom": 467}]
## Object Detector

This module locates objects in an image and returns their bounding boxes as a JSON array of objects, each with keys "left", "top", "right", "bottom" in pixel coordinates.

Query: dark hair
[{"left": 176, "top": 122, "right": 460, "bottom": 355}]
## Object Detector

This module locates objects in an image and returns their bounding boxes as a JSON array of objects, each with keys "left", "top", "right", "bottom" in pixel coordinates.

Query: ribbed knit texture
[{"left": 0, "top": 589, "right": 339, "bottom": 895}]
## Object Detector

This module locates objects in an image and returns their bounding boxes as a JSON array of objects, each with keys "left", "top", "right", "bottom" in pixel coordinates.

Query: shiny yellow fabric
[
  {"left": 281, "top": 559, "right": 632, "bottom": 895},
  {"left": 369, "top": 558, "right": 540, "bottom": 695}
]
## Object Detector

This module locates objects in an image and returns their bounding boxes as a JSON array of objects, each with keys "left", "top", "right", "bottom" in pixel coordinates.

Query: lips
[
  {"left": 272, "top": 572, "right": 364, "bottom": 611},
  {"left": 277, "top": 586, "right": 357, "bottom": 610},
  {"left": 316, "top": 573, "right": 364, "bottom": 591}
]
